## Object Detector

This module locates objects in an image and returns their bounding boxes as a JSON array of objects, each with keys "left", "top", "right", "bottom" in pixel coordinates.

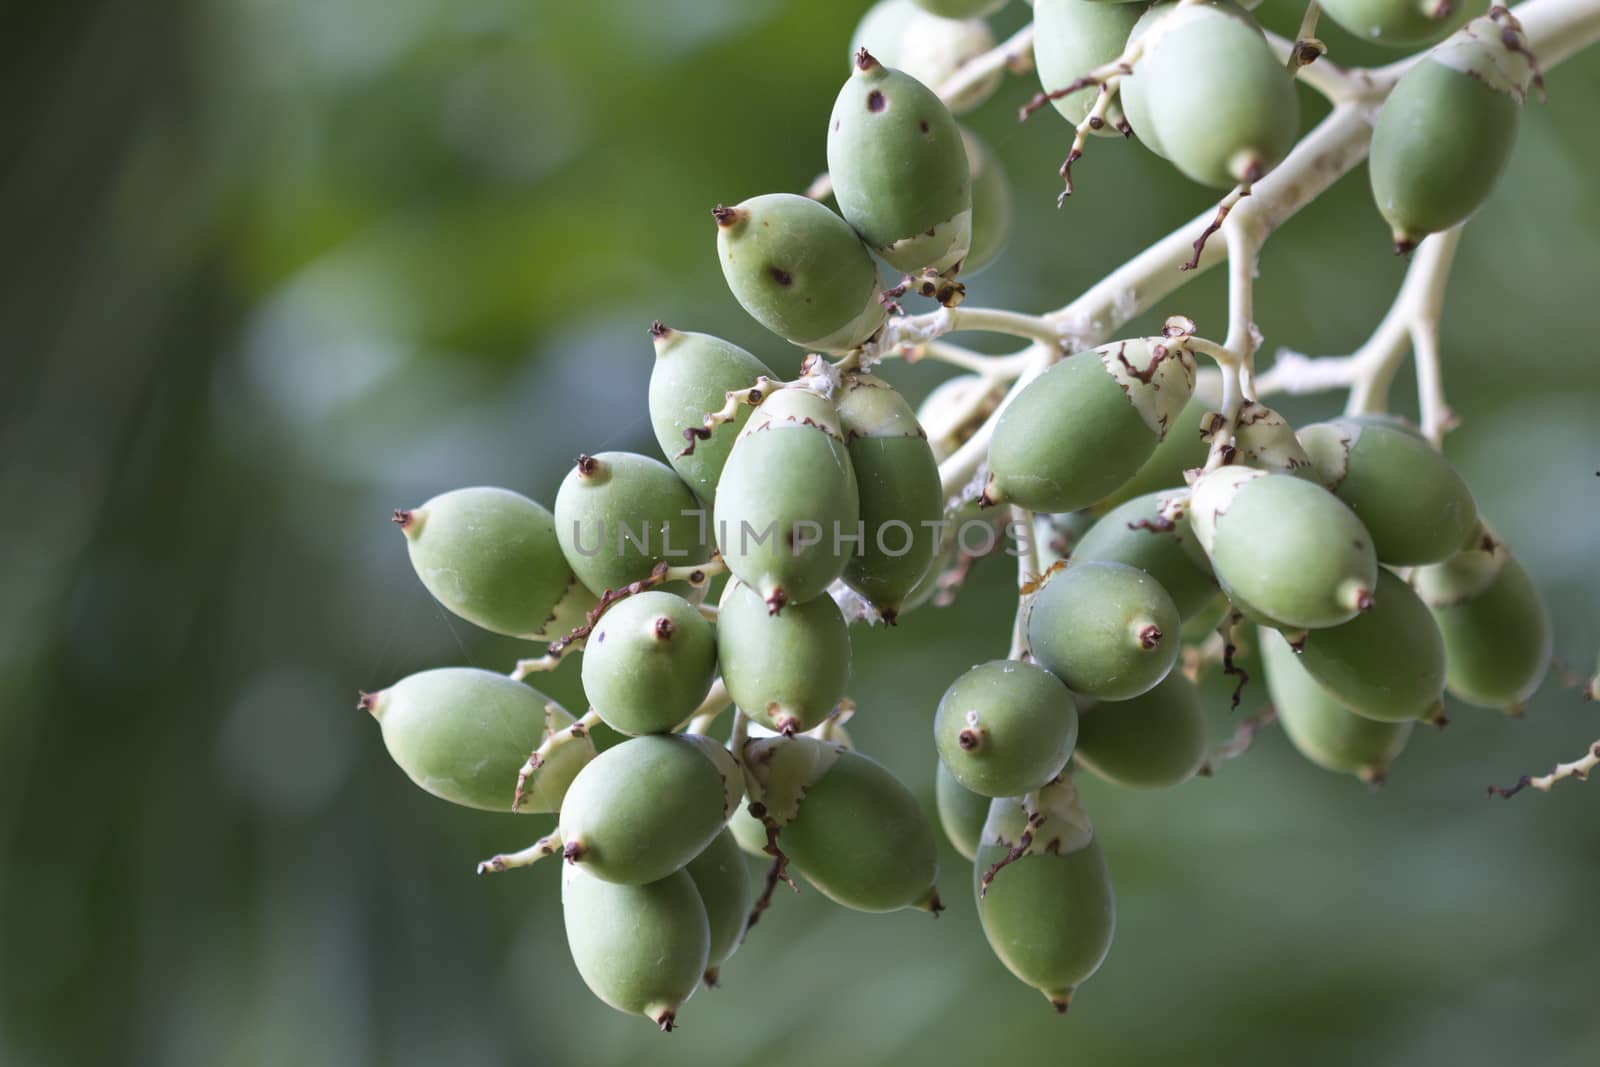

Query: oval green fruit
[
  {"left": 365, "top": 667, "right": 588, "bottom": 814},
  {"left": 1033, "top": 0, "right": 1146, "bottom": 134},
  {"left": 684, "top": 829, "right": 753, "bottom": 985},
  {"left": 1295, "top": 568, "right": 1445, "bottom": 723},
  {"left": 911, "top": 0, "right": 1009, "bottom": 20},
  {"left": 962, "top": 128, "right": 1012, "bottom": 274},
  {"left": 648, "top": 325, "right": 777, "bottom": 504},
  {"left": 397, "top": 486, "right": 595, "bottom": 640},
  {"left": 1319, "top": 0, "right": 1484, "bottom": 48},
  {"left": 562, "top": 862, "right": 708, "bottom": 1031},
  {"left": 1028, "top": 560, "right": 1181, "bottom": 701},
  {"left": 715, "top": 193, "right": 886, "bottom": 352},
  {"left": 851, "top": 0, "right": 1003, "bottom": 114},
  {"left": 935, "top": 759, "right": 989, "bottom": 861},
  {"left": 581, "top": 591, "right": 718, "bottom": 736},
  {"left": 717, "top": 579, "right": 851, "bottom": 733},
  {"left": 1071, "top": 490, "right": 1218, "bottom": 622},
  {"left": 1091, "top": 378, "right": 1218, "bottom": 514},
  {"left": 828, "top": 52, "right": 972, "bottom": 274},
  {"left": 1073, "top": 668, "right": 1207, "bottom": 788},
  {"left": 559, "top": 734, "right": 740, "bottom": 885},
  {"left": 553, "top": 451, "right": 708, "bottom": 596},
  {"left": 728, "top": 799, "right": 773, "bottom": 859},
  {"left": 936, "top": 659, "right": 1079, "bottom": 797},
  {"left": 1230, "top": 402, "right": 1314, "bottom": 477}
]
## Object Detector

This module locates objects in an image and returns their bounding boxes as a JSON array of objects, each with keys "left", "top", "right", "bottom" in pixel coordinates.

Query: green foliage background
[{"left": 3, "top": 2, "right": 1598, "bottom": 1064}]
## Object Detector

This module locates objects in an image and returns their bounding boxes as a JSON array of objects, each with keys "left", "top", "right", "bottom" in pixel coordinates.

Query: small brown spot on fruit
[
  {"left": 867, "top": 90, "right": 886, "bottom": 112},
  {"left": 768, "top": 266, "right": 793, "bottom": 286}
]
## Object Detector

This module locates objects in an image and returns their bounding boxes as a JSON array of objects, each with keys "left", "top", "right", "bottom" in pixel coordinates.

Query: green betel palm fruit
[
  {"left": 1033, "top": 0, "right": 1147, "bottom": 134},
  {"left": 1412, "top": 529, "right": 1552, "bottom": 712},
  {"left": 580, "top": 591, "right": 718, "bottom": 736},
  {"left": 935, "top": 760, "right": 989, "bottom": 861},
  {"left": 1027, "top": 560, "right": 1181, "bottom": 701},
  {"left": 1298, "top": 417, "right": 1477, "bottom": 566},
  {"left": 1189, "top": 467, "right": 1378, "bottom": 631},
  {"left": 647, "top": 325, "right": 776, "bottom": 504},
  {"left": 975, "top": 780, "right": 1115, "bottom": 1013},
  {"left": 743, "top": 734, "right": 941, "bottom": 913},
  {"left": 1294, "top": 568, "right": 1445, "bottom": 723},
  {"left": 1260, "top": 627, "right": 1413, "bottom": 783},
  {"left": 911, "top": 0, "right": 1009, "bottom": 22},
  {"left": 835, "top": 373, "right": 943, "bottom": 621},
  {"left": 395, "top": 487, "right": 596, "bottom": 640},
  {"left": 961, "top": 128, "right": 1013, "bottom": 274},
  {"left": 562, "top": 863, "right": 709, "bottom": 1032},
  {"left": 1120, "top": 0, "right": 1299, "bottom": 187},
  {"left": 828, "top": 51, "right": 972, "bottom": 276},
  {"left": 1318, "top": 0, "right": 1485, "bottom": 48},
  {"left": 1230, "top": 402, "right": 1314, "bottom": 477},
  {"left": 1073, "top": 668, "right": 1207, "bottom": 788},
  {"left": 1090, "top": 377, "right": 1219, "bottom": 514},
  {"left": 935, "top": 659, "right": 1080, "bottom": 797},
  {"left": 1369, "top": 12, "right": 1535, "bottom": 252},
  {"left": 1071, "top": 490, "right": 1218, "bottom": 622},
  {"left": 557, "top": 734, "right": 741, "bottom": 885},
  {"left": 714, "top": 389, "right": 861, "bottom": 611},
  {"left": 983, "top": 334, "right": 1198, "bottom": 512},
  {"left": 684, "top": 829, "right": 753, "bottom": 987},
  {"left": 714, "top": 193, "right": 887, "bottom": 353},
  {"left": 851, "top": 0, "right": 1004, "bottom": 115},
  {"left": 728, "top": 799, "right": 772, "bottom": 858},
  {"left": 553, "top": 451, "right": 708, "bottom": 595},
  {"left": 363, "top": 668, "right": 591, "bottom": 814},
  {"left": 716, "top": 578, "right": 850, "bottom": 734}
]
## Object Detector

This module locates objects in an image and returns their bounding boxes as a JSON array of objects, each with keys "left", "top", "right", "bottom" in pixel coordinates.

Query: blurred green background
[{"left": 3, "top": 1, "right": 1598, "bottom": 1064}]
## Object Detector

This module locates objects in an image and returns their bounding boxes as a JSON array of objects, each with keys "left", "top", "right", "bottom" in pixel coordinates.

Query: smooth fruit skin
[
  {"left": 1091, "top": 380, "right": 1219, "bottom": 514},
  {"left": 1073, "top": 668, "right": 1207, "bottom": 788},
  {"left": 1299, "top": 418, "right": 1477, "bottom": 566},
  {"left": 717, "top": 579, "right": 851, "bottom": 734},
  {"left": 1318, "top": 0, "right": 1485, "bottom": 48},
  {"left": 1260, "top": 627, "right": 1412, "bottom": 782},
  {"left": 553, "top": 451, "right": 708, "bottom": 596},
  {"left": 984, "top": 338, "right": 1197, "bottom": 512},
  {"left": 398, "top": 487, "right": 594, "bottom": 640},
  {"left": 562, "top": 863, "right": 708, "bottom": 1031},
  {"left": 1033, "top": 0, "right": 1146, "bottom": 133},
  {"left": 580, "top": 591, "right": 718, "bottom": 736},
  {"left": 728, "top": 800, "right": 772, "bottom": 858},
  {"left": 935, "top": 660, "right": 1079, "bottom": 797},
  {"left": 935, "top": 760, "right": 989, "bottom": 861},
  {"left": 714, "top": 389, "right": 861, "bottom": 609},
  {"left": 558, "top": 734, "right": 739, "bottom": 885},
  {"left": 836, "top": 374, "right": 943, "bottom": 620},
  {"left": 1071, "top": 490, "right": 1218, "bottom": 622},
  {"left": 715, "top": 193, "right": 886, "bottom": 353},
  {"left": 1122, "top": 1, "right": 1299, "bottom": 187},
  {"left": 368, "top": 668, "right": 586, "bottom": 814},
  {"left": 1190, "top": 467, "right": 1378, "bottom": 631},
  {"left": 1296, "top": 568, "right": 1445, "bottom": 723},
  {"left": 962, "top": 128, "right": 1012, "bottom": 274},
  {"left": 684, "top": 829, "right": 753, "bottom": 981},
  {"left": 1369, "top": 17, "right": 1531, "bottom": 250},
  {"left": 1028, "top": 561, "right": 1181, "bottom": 701},
  {"left": 828, "top": 53, "right": 972, "bottom": 274},
  {"left": 851, "top": 0, "right": 1003, "bottom": 114},
  {"left": 648, "top": 326, "right": 776, "bottom": 504},
  {"left": 911, "top": 0, "right": 1009, "bottom": 20}
]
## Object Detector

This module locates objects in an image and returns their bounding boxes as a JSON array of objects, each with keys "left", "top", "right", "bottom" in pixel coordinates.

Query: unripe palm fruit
[
  {"left": 744, "top": 735, "right": 941, "bottom": 912},
  {"left": 1073, "top": 668, "right": 1207, "bottom": 788},
  {"left": 1229, "top": 402, "right": 1314, "bottom": 477},
  {"left": 1295, "top": 568, "right": 1445, "bottom": 723},
  {"left": 917, "top": 372, "right": 1007, "bottom": 462},
  {"left": 1033, "top": 0, "right": 1146, "bottom": 134},
  {"left": 396, "top": 487, "right": 595, "bottom": 640},
  {"left": 1369, "top": 13, "right": 1534, "bottom": 252},
  {"left": 580, "top": 591, "right": 718, "bottom": 736},
  {"left": 558, "top": 734, "right": 740, "bottom": 885},
  {"left": 911, "top": 0, "right": 1009, "bottom": 22},
  {"left": 1071, "top": 490, "right": 1218, "bottom": 622},
  {"left": 935, "top": 659, "right": 1079, "bottom": 797},
  {"left": 1027, "top": 560, "right": 1181, "bottom": 701},
  {"left": 975, "top": 782, "right": 1115, "bottom": 1013},
  {"left": 983, "top": 335, "right": 1198, "bottom": 512},
  {"left": 935, "top": 760, "right": 989, "bottom": 861},
  {"left": 553, "top": 451, "right": 708, "bottom": 596},
  {"left": 715, "top": 193, "right": 887, "bottom": 353},
  {"left": 562, "top": 862, "right": 708, "bottom": 1032},
  {"left": 1091, "top": 377, "right": 1219, "bottom": 513},
  {"left": 1189, "top": 467, "right": 1378, "bottom": 630},
  {"left": 1298, "top": 417, "right": 1477, "bottom": 566},
  {"left": 714, "top": 389, "right": 861, "bottom": 610},
  {"left": 1121, "top": 0, "right": 1299, "bottom": 187},
  {"left": 1260, "top": 627, "right": 1412, "bottom": 783},
  {"left": 728, "top": 800, "right": 772, "bottom": 858},
  {"left": 648, "top": 325, "right": 776, "bottom": 504},
  {"left": 1318, "top": 0, "right": 1485, "bottom": 48},
  {"left": 363, "top": 668, "right": 589, "bottom": 813},
  {"left": 828, "top": 51, "right": 972, "bottom": 275},
  {"left": 851, "top": 0, "right": 1003, "bottom": 115},
  {"left": 684, "top": 829, "right": 753, "bottom": 985},
  {"left": 836, "top": 373, "right": 943, "bottom": 621},
  {"left": 961, "top": 128, "right": 1012, "bottom": 274},
  {"left": 1412, "top": 532, "right": 1551, "bottom": 711},
  {"left": 717, "top": 579, "right": 851, "bottom": 734}
]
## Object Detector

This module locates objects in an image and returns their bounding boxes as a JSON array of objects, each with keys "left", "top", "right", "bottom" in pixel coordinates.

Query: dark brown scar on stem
[
  {"left": 1219, "top": 612, "right": 1249, "bottom": 710},
  {"left": 979, "top": 811, "right": 1046, "bottom": 897},
  {"left": 741, "top": 810, "right": 797, "bottom": 938},
  {"left": 1183, "top": 183, "right": 1253, "bottom": 272},
  {"left": 1116, "top": 341, "right": 1170, "bottom": 385}
]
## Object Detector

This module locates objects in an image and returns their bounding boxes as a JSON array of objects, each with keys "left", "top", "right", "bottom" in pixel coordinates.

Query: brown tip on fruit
[
  {"left": 1051, "top": 996, "right": 1072, "bottom": 1015},
  {"left": 854, "top": 47, "right": 879, "bottom": 72},
  {"left": 391, "top": 508, "right": 413, "bottom": 528},
  {"left": 1355, "top": 589, "right": 1375, "bottom": 612},
  {"left": 712, "top": 204, "right": 743, "bottom": 228},
  {"left": 1428, "top": 0, "right": 1456, "bottom": 18},
  {"left": 1138, "top": 624, "right": 1163, "bottom": 650},
  {"left": 880, "top": 607, "right": 898, "bottom": 626},
  {"left": 356, "top": 690, "right": 380, "bottom": 715},
  {"left": 1393, "top": 236, "right": 1417, "bottom": 256},
  {"left": 775, "top": 714, "right": 800, "bottom": 737},
  {"left": 656, "top": 1011, "right": 676, "bottom": 1033},
  {"left": 765, "top": 588, "right": 788, "bottom": 615},
  {"left": 958, "top": 728, "right": 981, "bottom": 751},
  {"left": 924, "top": 890, "right": 945, "bottom": 917},
  {"left": 649, "top": 320, "right": 671, "bottom": 339},
  {"left": 562, "top": 840, "right": 587, "bottom": 863},
  {"left": 575, "top": 454, "right": 600, "bottom": 477},
  {"left": 654, "top": 617, "right": 676, "bottom": 641},
  {"left": 703, "top": 968, "right": 720, "bottom": 988}
]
